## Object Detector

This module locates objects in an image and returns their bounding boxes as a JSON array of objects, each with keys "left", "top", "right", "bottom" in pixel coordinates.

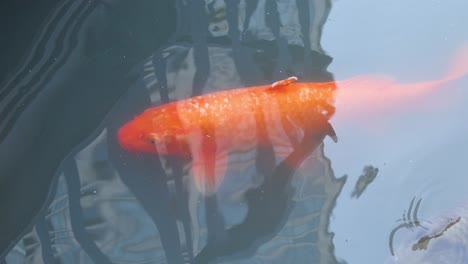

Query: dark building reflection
[{"left": 1, "top": 0, "right": 347, "bottom": 263}]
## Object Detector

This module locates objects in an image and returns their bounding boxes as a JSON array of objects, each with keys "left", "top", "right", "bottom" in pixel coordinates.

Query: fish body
[
  {"left": 118, "top": 77, "right": 336, "bottom": 193},
  {"left": 119, "top": 44, "right": 468, "bottom": 156},
  {"left": 118, "top": 77, "right": 336, "bottom": 155}
]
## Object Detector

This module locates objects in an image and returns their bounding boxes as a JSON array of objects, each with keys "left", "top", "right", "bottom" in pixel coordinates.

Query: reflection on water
[
  {"left": 388, "top": 197, "right": 426, "bottom": 257},
  {"left": 3, "top": 0, "right": 465, "bottom": 263},
  {"left": 1, "top": 0, "right": 347, "bottom": 263},
  {"left": 0, "top": 0, "right": 174, "bottom": 261}
]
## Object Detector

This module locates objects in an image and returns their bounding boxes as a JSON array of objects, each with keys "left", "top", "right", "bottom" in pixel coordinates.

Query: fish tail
[{"left": 445, "top": 43, "right": 468, "bottom": 81}]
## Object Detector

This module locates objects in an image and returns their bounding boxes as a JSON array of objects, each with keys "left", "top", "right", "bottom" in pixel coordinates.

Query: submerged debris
[
  {"left": 412, "top": 217, "right": 461, "bottom": 251},
  {"left": 351, "top": 165, "right": 378, "bottom": 198}
]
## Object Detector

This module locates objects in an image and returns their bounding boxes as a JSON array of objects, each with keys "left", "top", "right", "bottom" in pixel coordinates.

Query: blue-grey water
[{"left": 0, "top": 0, "right": 467, "bottom": 264}]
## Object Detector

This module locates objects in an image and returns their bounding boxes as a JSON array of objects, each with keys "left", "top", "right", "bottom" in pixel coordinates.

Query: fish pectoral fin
[
  {"left": 191, "top": 139, "right": 228, "bottom": 195},
  {"left": 311, "top": 120, "right": 338, "bottom": 143},
  {"left": 270, "top": 76, "right": 298, "bottom": 89},
  {"left": 301, "top": 120, "right": 338, "bottom": 145},
  {"left": 325, "top": 122, "right": 338, "bottom": 143}
]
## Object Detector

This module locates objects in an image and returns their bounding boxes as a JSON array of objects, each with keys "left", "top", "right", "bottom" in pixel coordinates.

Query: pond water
[{"left": 0, "top": 0, "right": 467, "bottom": 263}]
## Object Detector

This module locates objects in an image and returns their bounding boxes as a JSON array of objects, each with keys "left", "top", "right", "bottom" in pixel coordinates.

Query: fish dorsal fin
[{"left": 270, "top": 76, "right": 298, "bottom": 89}]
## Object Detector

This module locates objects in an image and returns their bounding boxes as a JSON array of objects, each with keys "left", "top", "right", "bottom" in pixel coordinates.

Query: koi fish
[
  {"left": 118, "top": 77, "right": 337, "bottom": 194},
  {"left": 118, "top": 44, "right": 468, "bottom": 194}
]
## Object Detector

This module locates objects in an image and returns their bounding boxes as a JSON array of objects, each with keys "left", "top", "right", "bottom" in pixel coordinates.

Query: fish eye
[{"left": 148, "top": 133, "right": 161, "bottom": 145}]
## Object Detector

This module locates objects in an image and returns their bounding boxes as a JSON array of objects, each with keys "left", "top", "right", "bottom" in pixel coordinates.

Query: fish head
[
  {"left": 118, "top": 113, "right": 159, "bottom": 154},
  {"left": 118, "top": 108, "right": 190, "bottom": 155}
]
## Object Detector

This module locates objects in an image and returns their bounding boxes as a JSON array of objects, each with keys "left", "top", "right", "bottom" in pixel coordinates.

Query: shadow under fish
[{"left": 193, "top": 119, "right": 337, "bottom": 264}]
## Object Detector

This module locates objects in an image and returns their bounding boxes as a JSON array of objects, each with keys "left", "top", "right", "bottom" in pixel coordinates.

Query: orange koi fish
[
  {"left": 118, "top": 77, "right": 337, "bottom": 193},
  {"left": 118, "top": 44, "right": 468, "bottom": 194}
]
